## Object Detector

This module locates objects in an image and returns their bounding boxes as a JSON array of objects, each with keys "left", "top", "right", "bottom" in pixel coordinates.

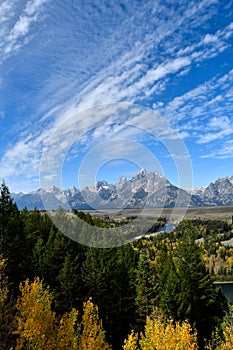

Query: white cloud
[
  {"left": 203, "top": 33, "right": 218, "bottom": 44},
  {"left": 29, "top": 0, "right": 231, "bottom": 125},
  {"left": 38, "top": 103, "right": 191, "bottom": 191},
  {"left": 9, "top": 16, "right": 31, "bottom": 39},
  {"left": 152, "top": 67, "right": 233, "bottom": 154},
  {"left": 0, "top": 0, "right": 46, "bottom": 62},
  {"left": 208, "top": 116, "right": 230, "bottom": 130},
  {"left": 0, "top": 128, "right": 51, "bottom": 179},
  {"left": 1, "top": 0, "right": 232, "bottom": 191},
  {"left": 132, "top": 57, "right": 191, "bottom": 93},
  {"left": 177, "top": 21, "right": 233, "bottom": 62},
  {"left": 160, "top": 69, "right": 233, "bottom": 125},
  {"left": 25, "top": 0, "right": 47, "bottom": 16},
  {"left": 202, "top": 140, "right": 233, "bottom": 159},
  {"left": 0, "top": 0, "right": 14, "bottom": 24},
  {"left": 197, "top": 129, "right": 232, "bottom": 144}
]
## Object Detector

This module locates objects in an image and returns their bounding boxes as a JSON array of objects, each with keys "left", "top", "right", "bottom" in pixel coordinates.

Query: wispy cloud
[
  {"left": 1, "top": 0, "right": 232, "bottom": 191},
  {"left": 156, "top": 68, "right": 233, "bottom": 144},
  {"left": 28, "top": 0, "right": 229, "bottom": 121},
  {"left": 0, "top": 0, "right": 46, "bottom": 62},
  {"left": 176, "top": 21, "right": 233, "bottom": 61},
  {"left": 1, "top": 128, "right": 51, "bottom": 180},
  {"left": 0, "top": 0, "right": 13, "bottom": 24},
  {"left": 198, "top": 116, "right": 232, "bottom": 143},
  {"left": 78, "top": 138, "right": 162, "bottom": 188},
  {"left": 202, "top": 140, "right": 233, "bottom": 159},
  {"left": 39, "top": 104, "right": 192, "bottom": 190}
]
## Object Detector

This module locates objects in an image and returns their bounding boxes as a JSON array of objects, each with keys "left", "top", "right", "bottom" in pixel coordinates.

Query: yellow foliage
[
  {"left": 216, "top": 323, "right": 233, "bottom": 350},
  {"left": 56, "top": 308, "right": 78, "bottom": 350},
  {"left": 15, "top": 277, "right": 57, "bottom": 350},
  {"left": 139, "top": 313, "right": 198, "bottom": 350},
  {"left": 123, "top": 330, "right": 139, "bottom": 350},
  {"left": 78, "top": 297, "right": 112, "bottom": 350},
  {"left": 15, "top": 277, "right": 79, "bottom": 350},
  {"left": 14, "top": 278, "right": 113, "bottom": 350}
]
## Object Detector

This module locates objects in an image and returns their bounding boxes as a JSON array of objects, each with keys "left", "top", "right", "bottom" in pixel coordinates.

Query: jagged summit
[
  {"left": 12, "top": 172, "right": 233, "bottom": 210},
  {"left": 136, "top": 168, "right": 147, "bottom": 177}
]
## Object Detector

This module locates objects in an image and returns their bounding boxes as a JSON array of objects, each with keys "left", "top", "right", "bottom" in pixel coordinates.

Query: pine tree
[
  {"left": 21, "top": 209, "right": 54, "bottom": 280},
  {"left": 135, "top": 253, "right": 153, "bottom": 323},
  {"left": 42, "top": 228, "right": 67, "bottom": 288},
  {"left": 135, "top": 246, "right": 159, "bottom": 329},
  {"left": 0, "top": 254, "right": 16, "bottom": 349},
  {"left": 158, "top": 250, "right": 180, "bottom": 318},
  {"left": 81, "top": 245, "right": 137, "bottom": 349},
  {"left": 0, "top": 181, "right": 25, "bottom": 290},
  {"left": 134, "top": 222, "right": 228, "bottom": 347},
  {"left": 55, "top": 253, "right": 82, "bottom": 313},
  {"left": 174, "top": 222, "right": 228, "bottom": 344}
]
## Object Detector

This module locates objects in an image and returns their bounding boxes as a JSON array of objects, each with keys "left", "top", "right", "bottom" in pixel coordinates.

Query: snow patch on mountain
[{"left": 12, "top": 172, "right": 233, "bottom": 210}]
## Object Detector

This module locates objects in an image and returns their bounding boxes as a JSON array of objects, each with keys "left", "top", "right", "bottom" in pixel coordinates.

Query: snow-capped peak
[{"left": 138, "top": 168, "right": 147, "bottom": 176}]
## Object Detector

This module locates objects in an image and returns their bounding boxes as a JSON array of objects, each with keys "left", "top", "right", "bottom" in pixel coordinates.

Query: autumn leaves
[{"left": 14, "top": 278, "right": 111, "bottom": 350}]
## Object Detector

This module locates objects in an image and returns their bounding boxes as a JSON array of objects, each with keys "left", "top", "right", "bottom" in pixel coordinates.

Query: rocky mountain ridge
[{"left": 12, "top": 171, "right": 233, "bottom": 210}]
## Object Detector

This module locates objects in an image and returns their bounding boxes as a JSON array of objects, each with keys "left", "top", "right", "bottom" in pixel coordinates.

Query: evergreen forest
[{"left": 1, "top": 181, "right": 233, "bottom": 349}]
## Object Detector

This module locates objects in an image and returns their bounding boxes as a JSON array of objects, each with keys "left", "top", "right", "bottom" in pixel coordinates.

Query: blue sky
[{"left": 0, "top": 0, "right": 233, "bottom": 193}]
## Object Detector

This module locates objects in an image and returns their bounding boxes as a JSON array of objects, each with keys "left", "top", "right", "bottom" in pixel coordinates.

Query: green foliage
[
  {"left": 0, "top": 183, "right": 232, "bottom": 349},
  {"left": 0, "top": 181, "right": 26, "bottom": 290},
  {"left": 55, "top": 253, "right": 82, "bottom": 313},
  {"left": 173, "top": 223, "right": 228, "bottom": 344},
  {"left": 0, "top": 254, "right": 16, "bottom": 349},
  {"left": 134, "top": 222, "right": 228, "bottom": 347},
  {"left": 81, "top": 246, "right": 137, "bottom": 348},
  {"left": 136, "top": 253, "right": 157, "bottom": 326}
]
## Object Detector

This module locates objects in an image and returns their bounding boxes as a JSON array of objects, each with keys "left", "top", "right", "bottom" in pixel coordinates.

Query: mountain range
[{"left": 12, "top": 170, "right": 233, "bottom": 210}]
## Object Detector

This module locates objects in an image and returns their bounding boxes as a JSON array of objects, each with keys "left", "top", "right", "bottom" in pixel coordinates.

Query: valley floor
[{"left": 86, "top": 205, "right": 233, "bottom": 223}]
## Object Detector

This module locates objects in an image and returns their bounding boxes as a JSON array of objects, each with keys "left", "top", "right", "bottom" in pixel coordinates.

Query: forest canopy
[{"left": 0, "top": 182, "right": 233, "bottom": 349}]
